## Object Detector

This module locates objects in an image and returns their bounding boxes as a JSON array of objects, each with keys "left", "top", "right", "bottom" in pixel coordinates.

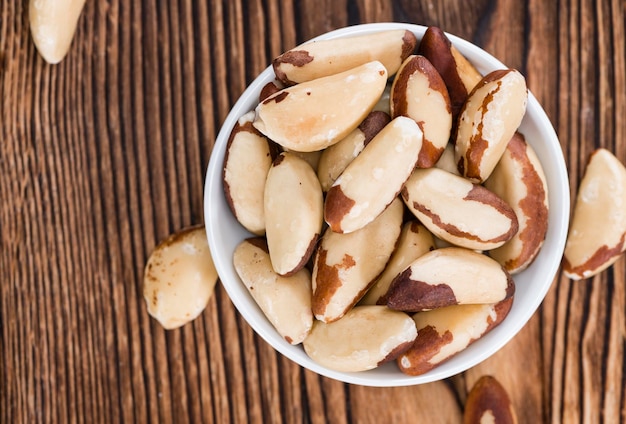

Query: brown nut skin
[
  {"left": 454, "top": 69, "right": 528, "bottom": 183},
  {"left": 484, "top": 133, "right": 549, "bottom": 274},
  {"left": 563, "top": 148, "right": 626, "bottom": 280},
  {"left": 324, "top": 116, "right": 423, "bottom": 234},
  {"left": 273, "top": 30, "right": 417, "bottom": 85},
  {"left": 259, "top": 81, "right": 283, "bottom": 102},
  {"left": 312, "top": 198, "right": 404, "bottom": 323},
  {"left": 396, "top": 298, "right": 513, "bottom": 376},
  {"left": 143, "top": 225, "right": 218, "bottom": 330},
  {"left": 418, "top": 26, "right": 482, "bottom": 122},
  {"left": 385, "top": 247, "right": 515, "bottom": 312},
  {"left": 464, "top": 376, "right": 518, "bottom": 424},
  {"left": 303, "top": 305, "right": 418, "bottom": 373},
  {"left": 254, "top": 61, "right": 388, "bottom": 152},
  {"left": 233, "top": 238, "right": 313, "bottom": 345},
  {"left": 222, "top": 112, "right": 279, "bottom": 235},
  {"left": 264, "top": 152, "right": 323, "bottom": 276},
  {"left": 402, "top": 168, "right": 519, "bottom": 251},
  {"left": 390, "top": 55, "right": 452, "bottom": 167}
]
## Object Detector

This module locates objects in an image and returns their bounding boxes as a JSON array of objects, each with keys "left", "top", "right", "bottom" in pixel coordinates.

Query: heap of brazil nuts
[{"left": 223, "top": 27, "right": 551, "bottom": 374}]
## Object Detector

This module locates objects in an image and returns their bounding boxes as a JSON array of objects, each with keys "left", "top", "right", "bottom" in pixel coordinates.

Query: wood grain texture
[{"left": 1, "top": 0, "right": 624, "bottom": 422}]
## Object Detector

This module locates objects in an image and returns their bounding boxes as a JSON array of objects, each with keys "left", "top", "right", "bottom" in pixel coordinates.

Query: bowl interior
[{"left": 204, "top": 23, "right": 569, "bottom": 386}]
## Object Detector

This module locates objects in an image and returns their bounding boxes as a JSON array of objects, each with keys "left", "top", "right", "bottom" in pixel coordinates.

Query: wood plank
[
  {"left": 1, "top": 0, "right": 625, "bottom": 422},
  {"left": 349, "top": 383, "right": 463, "bottom": 422}
]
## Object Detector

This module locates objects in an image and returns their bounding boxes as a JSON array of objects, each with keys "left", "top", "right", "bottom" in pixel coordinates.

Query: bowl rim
[{"left": 204, "top": 22, "right": 570, "bottom": 386}]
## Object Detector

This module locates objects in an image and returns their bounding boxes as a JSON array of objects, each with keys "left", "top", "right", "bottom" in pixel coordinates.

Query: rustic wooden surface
[{"left": 1, "top": 0, "right": 625, "bottom": 422}]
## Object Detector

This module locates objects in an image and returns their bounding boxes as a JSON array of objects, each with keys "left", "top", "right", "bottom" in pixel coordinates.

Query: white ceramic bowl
[{"left": 204, "top": 23, "right": 569, "bottom": 386}]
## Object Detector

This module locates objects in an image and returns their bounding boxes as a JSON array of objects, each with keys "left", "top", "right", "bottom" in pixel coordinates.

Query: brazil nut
[
  {"left": 563, "top": 148, "right": 626, "bottom": 279},
  {"left": 455, "top": 69, "right": 528, "bottom": 183},
  {"left": 223, "top": 111, "right": 279, "bottom": 235},
  {"left": 303, "top": 305, "right": 418, "bottom": 373},
  {"left": 402, "top": 167, "right": 519, "bottom": 251},
  {"left": 390, "top": 54, "right": 452, "bottom": 167},
  {"left": 484, "top": 132, "right": 549, "bottom": 273},
  {"left": 464, "top": 376, "right": 518, "bottom": 424},
  {"left": 325, "top": 116, "right": 423, "bottom": 234},
  {"left": 312, "top": 198, "right": 403, "bottom": 323},
  {"left": 397, "top": 298, "right": 513, "bottom": 376},
  {"left": 143, "top": 225, "right": 218, "bottom": 330},
  {"left": 273, "top": 30, "right": 416, "bottom": 85},
  {"left": 264, "top": 152, "right": 323, "bottom": 276},
  {"left": 233, "top": 238, "right": 313, "bottom": 344},
  {"left": 317, "top": 110, "right": 391, "bottom": 191},
  {"left": 385, "top": 247, "right": 514, "bottom": 312},
  {"left": 418, "top": 26, "right": 482, "bottom": 121},
  {"left": 254, "top": 61, "right": 388, "bottom": 152}
]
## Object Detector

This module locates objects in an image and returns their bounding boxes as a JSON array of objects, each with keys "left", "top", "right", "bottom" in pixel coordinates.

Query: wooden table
[{"left": 2, "top": 0, "right": 624, "bottom": 422}]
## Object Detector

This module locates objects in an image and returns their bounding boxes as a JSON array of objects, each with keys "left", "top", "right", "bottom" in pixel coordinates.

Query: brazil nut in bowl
[{"left": 204, "top": 23, "right": 569, "bottom": 386}]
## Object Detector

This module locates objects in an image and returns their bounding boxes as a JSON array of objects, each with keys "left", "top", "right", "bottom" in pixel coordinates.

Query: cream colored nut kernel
[
  {"left": 455, "top": 69, "right": 528, "bottom": 183},
  {"left": 303, "top": 305, "right": 418, "bottom": 373},
  {"left": 312, "top": 198, "right": 403, "bottom": 323},
  {"left": 282, "top": 148, "right": 323, "bottom": 172},
  {"left": 386, "top": 247, "right": 514, "bottom": 312},
  {"left": 325, "top": 116, "right": 423, "bottom": 234},
  {"left": 360, "top": 221, "right": 435, "bottom": 306},
  {"left": 29, "top": 0, "right": 86, "bottom": 64},
  {"left": 317, "top": 111, "right": 391, "bottom": 191},
  {"left": 264, "top": 152, "right": 323, "bottom": 276},
  {"left": 390, "top": 55, "right": 452, "bottom": 167},
  {"left": 418, "top": 26, "right": 482, "bottom": 120},
  {"left": 273, "top": 30, "right": 417, "bottom": 85},
  {"left": 233, "top": 238, "right": 313, "bottom": 344},
  {"left": 372, "top": 83, "right": 392, "bottom": 115},
  {"left": 484, "top": 133, "right": 549, "bottom": 274},
  {"left": 402, "top": 168, "right": 519, "bottom": 250},
  {"left": 397, "top": 298, "right": 513, "bottom": 376},
  {"left": 223, "top": 112, "right": 279, "bottom": 235},
  {"left": 449, "top": 46, "right": 483, "bottom": 96},
  {"left": 434, "top": 143, "right": 460, "bottom": 176},
  {"left": 254, "top": 61, "right": 388, "bottom": 152},
  {"left": 464, "top": 375, "right": 518, "bottom": 424},
  {"left": 143, "top": 225, "right": 218, "bottom": 330},
  {"left": 563, "top": 148, "right": 626, "bottom": 280}
]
